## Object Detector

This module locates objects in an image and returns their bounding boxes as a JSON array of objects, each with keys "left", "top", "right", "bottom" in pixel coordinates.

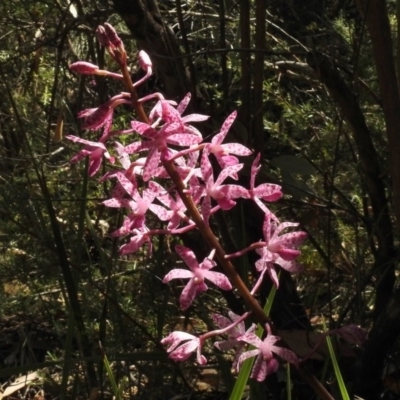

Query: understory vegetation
[{"left": 1, "top": 0, "right": 400, "bottom": 399}]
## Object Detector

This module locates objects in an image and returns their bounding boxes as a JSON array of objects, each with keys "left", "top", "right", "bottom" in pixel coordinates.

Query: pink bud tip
[
  {"left": 104, "top": 23, "right": 122, "bottom": 47},
  {"left": 96, "top": 26, "right": 111, "bottom": 48},
  {"left": 70, "top": 61, "right": 99, "bottom": 75},
  {"left": 139, "top": 50, "right": 152, "bottom": 71}
]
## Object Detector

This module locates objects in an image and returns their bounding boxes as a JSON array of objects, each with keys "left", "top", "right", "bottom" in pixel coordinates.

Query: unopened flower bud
[
  {"left": 139, "top": 50, "right": 152, "bottom": 73},
  {"left": 104, "top": 23, "right": 122, "bottom": 47},
  {"left": 70, "top": 61, "right": 99, "bottom": 75},
  {"left": 96, "top": 25, "right": 111, "bottom": 48}
]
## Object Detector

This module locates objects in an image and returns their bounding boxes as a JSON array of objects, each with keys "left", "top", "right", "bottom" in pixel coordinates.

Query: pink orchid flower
[
  {"left": 213, "top": 312, "right": 256, "bottom": 372},
  {"left": 161, "top": 331, "right": 206, "bottom": 365},
  {"left": 103, "top": 173, "right": 169, "bottom": 233},
  {"left": 78, "top": 94, "right": 131, "bottom": 141},
  {"left": 119, "top": 226, "right": 152, "bottom": 255},
  {"left": 249, "top": 153, "right": 283, "bottom": 214},
  {"left": 200, "top": 150, "right": 248, "bottom": 224},
  {"left": 149, "top": 93, "right": 209, "bottom": 138},
  {"left": 238, "top": 324, "right": 298, "bottom": 382},
  {"left": 66, "top": 135, "right": 115, "bottom": 177},
  {"left": 149, "top": 181, "right": 198, "bottom": 230},
  {"left": 255, "top": 212, "right": 307, "bottom": 287},
  {"left": 163, "top": 245, "right": 232, "bottom": 310},
  {"left": 207, "top": 111, "right": 252, "bottom": 171},
  {"left": 130, "top": 120, "right": 202, "bottom": 181}
]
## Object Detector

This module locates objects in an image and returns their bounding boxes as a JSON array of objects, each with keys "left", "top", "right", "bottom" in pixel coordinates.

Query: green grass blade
[
  {"left": 325, "top": 334, "right": 349, "bottom": 400},
  {"left": 102, "top": 349, "right": 122, "bottom": 400},
  {"left": 286, "top": 362, "right": 292, "bottom": 400},
  {"left": 323, "top": 319, "right": 350, "bottom": 400}
]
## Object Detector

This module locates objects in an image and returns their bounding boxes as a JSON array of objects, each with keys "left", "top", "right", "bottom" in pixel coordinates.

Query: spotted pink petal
[
  {"left": 180, "top": 279, "right": 207, "bottom": 310},
  {"left": 167, "top": 134, "right": 202, "bottom": 146},
  {"left": 199, "top": 258, "right": 216, "bottom": 271},
  {"left": 123, "top": 141, "right": 149, "bottom": 154},
  {"left": 251, "top": 356, "right": 279, "bottom": 382},
  {"left": 219, "top": 185, "right": 249, "bottom": 199},
  {"left": 164, "top": 334, "right": 206, "bottom": 365},
  {"left": 141, "top": 188, "right": 156, "bottom": 204},
  {"left": 239, "top": 333, "right": 263, "bottom": 348},
  {"left": 214, "top": 164, "right": 243, "bottom": 187},
  {"left": 143, "top": 147, "right": 161, "bottom": 181},
  {"left": 66, "top": 135, "right": 107, "bottom": 149},
  {"left": 161, "top": 100, "right": 182, "bottom": 122},
  {"left": 273, "top": 231, "right": 308, "bottom": 248},
  {"left": 201, "top": 194, "right": 212, "bottom": 225},
  {"left": 238, "top": 349, "right": 260, "bottom": 368},
  {"left": 119, "top": 234, "right": 149, "bottom": 255},
  {"left": 211, "top": 111, "right": 237, "bottom": 145},
  {"left": 163, "top": 269, "right": 194, "bottom": 282},
  {"left": 217, "top": 197, "right": 236, "bottom": 210},
  {"left": 212, "top": 314, "right": 232, "bottom": 329},
  {"left": 70, "top": 149, "right": 91, "bottom": 163},
  {"left": 149, "top": 203, "right": 171, "bottom": 221},
  {"left": 82, "top": 104, "right": 113, "bottom": 130},
  {"left": 250, "top": 153, "right": 261, "bottom": 187},
  {"left": 276, "top": 248, "right": 301, "bottom": 261},
  {"left": 272, "top": 345, "right": 299, "bottom": 368},
  {"left": 272, "top": 221, "right": 300, "bottom": 237},
  {"left": 253, "top": 184, "right": 283, "bottom": 201},
  {"left": 177, "top": 93, "right": 191, "bottom": 114},
  {"left": 167, "top": 214, "right": 182, "bottom": 230},
  {"left": 169, "top": 338, "right": 200, "bottom": 361},
  {"left": 215, "top": 155, "right": 239, "bottom": 171},
  {"left": 275, "top": 258, "right": 302, "bottom": 274},
  {"left": 148, "top": 181, "right": 167, "bottom": 196},
  {"left": 268, "top": 265, "right": 280, "bottom": 287},
  {"left": 88, "top": 155, "right": 102, "bottom": 176},
  {"left": 200, "top": 151, "right": 213, "bottom": 185},
  {"left": 182, "top": 113, "right": 210, "bottom": 123},
  {"left": 77, "top": 107, "right": 96, "bottom": 119},
  {"left": 175, "top": 245, "right": 199, "bottom": 270},
  {"left": 185, "top": 124, "right": 203, "bottom": 138},
  {"left": 113, "top": 173, "right": 137, "bottom": 197},
  {"left": 161, "top": 331, "right": 196, "bottom": 351},
  {"left": 131, "top": 121, "right": 157, "bottom": 138},
  {"left": 203, "top": 271, "right": 232, "bottom": 290},
  {"left": 222, "top": 143, "right": 252, "bottom": 156},
  {"left": 103, "top": 198, "right": 131, "bottom": 208},
  {"left": 114, "top": 142, "right": 131, "bottom": 169}
]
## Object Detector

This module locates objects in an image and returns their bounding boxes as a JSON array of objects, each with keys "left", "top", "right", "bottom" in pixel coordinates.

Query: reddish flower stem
[
  {"left": 225, "top": 242, "right": 266, "bottom": 259},
  {"left": 120, "top": 62, "right": 149, "bottom": 124}
]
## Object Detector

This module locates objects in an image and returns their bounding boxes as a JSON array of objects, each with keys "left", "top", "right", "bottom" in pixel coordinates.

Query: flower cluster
[{"left": 66, "top": 23, "right": 363, "bottom": 383}]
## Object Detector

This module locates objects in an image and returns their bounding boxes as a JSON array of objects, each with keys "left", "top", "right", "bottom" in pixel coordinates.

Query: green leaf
[{"left": 324, "top": 320, "right": 350, "bottom": 400}]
